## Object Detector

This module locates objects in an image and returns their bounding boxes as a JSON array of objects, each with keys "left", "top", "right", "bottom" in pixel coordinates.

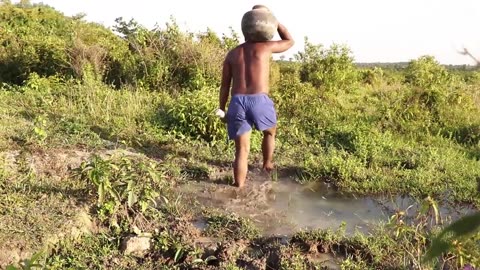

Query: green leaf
[
  {"left": 440, "top": 212, "right": 480, "bottom": 237},
  {"left": 192, "top": 258, "right": 204, "bottom": 264},
  {"left": 424, "top": 240, "right": 452, "bottom": 262},
  {"left": 29, "top": 251, "right": 44, "bottom": 263},
  {"left": 174, "top": 247, "right": 183, "bottom": 262},
  {"left": 98, "top": 183, "right": 105, "bottom": 205},
  {"left": 139, "top": 200, "right": 149, "bottom": 212},
  {"left": 109, "top": 187, "right": 121, "bottom": 203},
  {"left": 27, "top": 263, "right": 44, "bottom": 269},
  {"left": 127, "top": 180, "right": 134, "bottom": 191},
  {"left": 128, "top": 191, "right": 137, "bottom": 208},
  {"left": 424, "top": 212, "right": 480, "bottom": 262},
  {"left": 148, "top": 170, "right": 160, "bottom": 183},
  {"left": 205, "top": 255, "right": 217, "bottom": 263},
  {"left": 109, "top": 163, "right": 119, "bottom": 170}
]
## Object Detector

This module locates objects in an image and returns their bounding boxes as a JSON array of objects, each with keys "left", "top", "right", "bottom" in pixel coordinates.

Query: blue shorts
[{"left": 226, "top": 93, "right": 277, "bottom": 140}]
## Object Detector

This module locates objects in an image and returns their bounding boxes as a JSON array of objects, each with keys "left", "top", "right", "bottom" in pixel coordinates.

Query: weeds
[
  {"left": 204, "top": 212, "right": 260, "bottom": 241},
  {"left": 74, "top": 154, "right": 170, "bottom": 225},
  {"left": 6, "top": 252, "right": 44, "bottom": 270},
  {"left": 1, "top": 2, "right": 479, "bottom": 269}
]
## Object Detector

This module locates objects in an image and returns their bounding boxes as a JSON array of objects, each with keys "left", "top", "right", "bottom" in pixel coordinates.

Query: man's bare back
[
  {"left": 218, "top": 18, "right": 294, "bottom": 188},
  {"left": 225, "top": 42, "right": 272, "bottom": 95},
  {"left": 219, "top": 23, "right": 294, "bottom": 105}
]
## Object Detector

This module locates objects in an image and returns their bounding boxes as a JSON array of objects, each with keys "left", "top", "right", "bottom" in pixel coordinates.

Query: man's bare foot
[
  {"left": 235, "top": 181, "right": 246, "bottom": 188},
  {"left": 262, "top": 162, "right": 274, "bottom": 173},
  {"left": 234, "top": 175, "right": 247, "bottom": 188}
]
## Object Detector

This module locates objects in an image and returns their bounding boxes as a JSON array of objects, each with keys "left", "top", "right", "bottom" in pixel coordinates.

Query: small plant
[
  {"left": 75, "top": 155, "right": 117, "bottom": 206},
  {"left": 279, "top": 247, "right": 309, "bottom": 270},
  {"left": 204, "top": 212, "right": 260, "bottom": 240},
  {"left": 6, "top": 251, "right": 44, "bottom": 270},
  {"left": 180, "top": 164, "right": 210, "bottom": 180},
  {"left": 164, "top": 87, "right": 228, "bottom": 145},
  {"left": 32, "top": 114, "right": 48, "bottom": 143},
  {"left": 424, "top": 211, "right": 480, "bottom": 268},
  {"left": 75, "top": 155, "right": 167, "bottom": 214}
]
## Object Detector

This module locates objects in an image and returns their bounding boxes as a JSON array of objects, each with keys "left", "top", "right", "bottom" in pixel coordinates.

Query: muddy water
[
  {"left": 267, "top": 180, "right": 386, "bottom": 234},
  {"left": 178, "top": 170, "right": 474, "bottom": 237},
  {"left": 268, "top": 180, "right": 474, "bottom": 234}
]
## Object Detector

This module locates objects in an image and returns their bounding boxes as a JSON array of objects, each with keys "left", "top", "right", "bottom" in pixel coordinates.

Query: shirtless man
[{"left": 218, "top": 13, "right": 294, "bottom": 188}]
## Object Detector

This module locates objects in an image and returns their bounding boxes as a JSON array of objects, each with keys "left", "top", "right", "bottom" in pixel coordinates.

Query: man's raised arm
[{"left": 268, "top": 23, "right": 294, "bottom": 53}]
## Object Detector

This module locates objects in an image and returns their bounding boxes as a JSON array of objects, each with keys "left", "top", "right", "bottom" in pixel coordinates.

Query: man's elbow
[{"left": 287, "top": 39, "right": 295, "bottom": 49}]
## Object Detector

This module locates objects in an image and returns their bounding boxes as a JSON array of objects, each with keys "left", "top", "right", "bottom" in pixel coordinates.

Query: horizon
[{"left": 12, "top": 0, "right": 480, "bottom": 66}]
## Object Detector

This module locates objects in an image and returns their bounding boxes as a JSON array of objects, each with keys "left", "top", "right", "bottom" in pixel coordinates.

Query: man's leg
[
  {"left": 262, "top": 126, "right": 276, "bottom": 172},
  {"left": 233, "top": 130, "right": 251, "bottom": 188}
]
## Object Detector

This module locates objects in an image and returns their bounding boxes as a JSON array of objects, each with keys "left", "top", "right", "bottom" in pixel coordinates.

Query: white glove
[{"left": 215, "top": 109, "right": 225, "bottom": 118}]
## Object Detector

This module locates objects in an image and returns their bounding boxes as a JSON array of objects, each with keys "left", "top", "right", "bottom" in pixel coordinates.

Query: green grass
[
  {"left": 1, "top": 4, "right": 479, "bottom": 268},
  {"left": 1, "top": 39, "right": 479, "bottom": 270},
  {"left": 1, "top": 75, "right": 479, "bottom": 268},
  {"left": 270, "top": 82, "right": 480, "bottom": 207},
  {"left": 0, "top": 150, "right": 92, "bottom": 267},
  {"left": 2, "top": 76, "right": 477, "bottom": 207},
  {"left": 204, "top": 211, "right": 260, "bottom": 241}
]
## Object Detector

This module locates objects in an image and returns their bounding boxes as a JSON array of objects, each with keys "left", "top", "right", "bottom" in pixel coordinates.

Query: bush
[
  {"left": 295, "top": 37, "right": 359, "bottom": 92},
  {"left": 0, "top": 3, "right": 236, "bottom": 90},
  {"left": 404, "top": 55, "right": 454, "bottom": 90},
  {"left": 162, "top": 87, "right": 227, "bottom": 145},
  {"left": 360, "top": 67, "right": 384, "bottom": 87},
  {"left": 112, "top": 17, "right": 234, "bottom": 91},
  {"left": 0, "top": 2, "right": 130, "bottom": 86}
]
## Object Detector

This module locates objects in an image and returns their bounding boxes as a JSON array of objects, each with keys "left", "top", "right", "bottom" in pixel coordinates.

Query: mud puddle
[{"left": 177, "top": 170, "right": 474, "bottom": 237}]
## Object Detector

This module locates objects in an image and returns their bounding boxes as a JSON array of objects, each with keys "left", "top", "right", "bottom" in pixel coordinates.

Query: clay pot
[{"left": 241, "top": 5, "right": 278, "bottom": 42}]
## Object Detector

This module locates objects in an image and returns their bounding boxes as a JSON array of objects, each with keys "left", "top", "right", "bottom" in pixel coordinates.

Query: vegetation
[{"left": 1, "top": 1, "right": 479, "bottom": 269}]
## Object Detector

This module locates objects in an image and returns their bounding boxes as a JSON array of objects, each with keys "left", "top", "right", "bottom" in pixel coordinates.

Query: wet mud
[{"left": 177, "top": 169, "right": 475, "bottom": 237}]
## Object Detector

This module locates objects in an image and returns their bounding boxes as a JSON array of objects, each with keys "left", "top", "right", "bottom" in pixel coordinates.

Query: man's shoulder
[
  {"left": 236, "top": 42, "right": 274, "bottom": 53},
  {"left": 225, "top": 43, "right": 244, "bottom": 61},
  {"left": 225, "top": 42, "right": 273, "bottom": 59},
  {"left": 228, "top": 43, "right": 245, "bottom": 53}
]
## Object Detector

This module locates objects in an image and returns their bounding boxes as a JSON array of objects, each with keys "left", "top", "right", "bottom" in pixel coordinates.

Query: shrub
[
  {"left": 0, "top": 2, "right": 130, "bottom": 86},
  {"left": 112, "top": 17, "right": 232, "bottom": 91},
  {"left": 404, "top": 55, "right": 454, "bottom": 90},
  {"left": 162, "top": 87, "right": 227, "bottom": 145},
  {"left": 295, "top": 37, "right": 359, "bottom": 92},
  {"left": 360, "top": 67, "right": 384, "bottom": 87}
]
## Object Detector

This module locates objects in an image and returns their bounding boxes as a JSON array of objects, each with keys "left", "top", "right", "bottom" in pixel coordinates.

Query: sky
[{"left": 20, "top": 0, "right": 480, "bottom": 65}]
